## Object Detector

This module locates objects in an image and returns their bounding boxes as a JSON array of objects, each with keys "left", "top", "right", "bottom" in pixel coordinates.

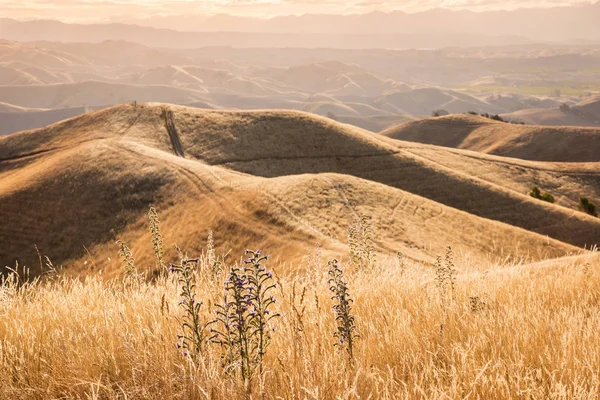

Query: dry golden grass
[
  {"left": 500, "top": 108, "right": 599, "bottom": 128},
  {"left": 1, "top": 103, "right": 599, "bottom": 276},
  {"left": 382, "top": 114, "right": 600, "bottom": 162},
  {"left": 500, "top": 96, "right": 600, "bottom": 128},
  {"left": 1, "top": 247, "right": 599, "bottom": 399},
  {"left": 2, "top": 103, "right": 600, "bottom": 398}
]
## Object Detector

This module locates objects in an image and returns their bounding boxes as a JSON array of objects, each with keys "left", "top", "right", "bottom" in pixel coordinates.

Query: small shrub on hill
[
  {"left": 466, "top": 111, "right": 518, "bottom": 123},
  {"left": 559, "top": 103, "right": 571, "bottom": 113},
  {"left": 529, "top": 186, "right": 555, "bottom": 204},
  {"left": 580, "top": 197, "right": 598, "bottom": 217},
  {"left": 541, "top": 193, "right": 555, "bottom": 203}
]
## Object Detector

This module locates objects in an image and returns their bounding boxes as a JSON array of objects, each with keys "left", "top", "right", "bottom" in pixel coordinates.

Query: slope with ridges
[
  {"left": 501, "top": 97, "right": 600, "bottom": 127},
  {"left": 156, "top": 105, "right": 600, "bottom": 247},
  {"left": 500, "top": 108, "right": 598, "bottom": 127},
  {"left": 381, "top": 114, "right": 600, "bottom": 162},
  {"left": 0, "top": 39, "right": 85, "bottom": 69},
  {"left": 575, "top": 96, "right": 600, "bottom": 120},
  {"left": 1, "top": 103, "right": 598, "bottom": 276},
  {"left": 19, "top": 104, "right": 600, "bottom": 244}
]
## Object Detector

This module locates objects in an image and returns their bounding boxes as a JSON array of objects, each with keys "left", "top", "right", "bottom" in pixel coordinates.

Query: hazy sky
[{"left": 0, "top": 0, "right": 595, "bottom": 21}]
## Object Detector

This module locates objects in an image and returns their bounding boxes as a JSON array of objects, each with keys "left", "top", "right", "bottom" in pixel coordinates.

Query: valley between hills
[{"left": 1, "top": 103, "right": 598, "bottom": 277}]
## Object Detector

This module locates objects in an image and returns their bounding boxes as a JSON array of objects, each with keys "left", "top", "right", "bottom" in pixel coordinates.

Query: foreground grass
[{"left": 0, "top": 252, "right": 599, "bottom": 399}]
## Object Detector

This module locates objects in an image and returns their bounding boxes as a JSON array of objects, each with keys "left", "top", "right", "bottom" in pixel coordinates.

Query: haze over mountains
[
  {"left": 0, "top": 21, "right": 534, "bottom": 49},
  {"left": 3, "top": 2, "right": 600, "bottom": 45},
  {"left": 130, "top": 4, "right": 600, "bottom": 39},
  {"left": 1, "top": 36, "right": 600, "bottom": 136}
]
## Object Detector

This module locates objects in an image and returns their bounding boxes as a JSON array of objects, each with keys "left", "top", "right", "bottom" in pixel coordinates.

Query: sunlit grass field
[{"left": 1, "top": 230, "right": 599, "bottom": 399}]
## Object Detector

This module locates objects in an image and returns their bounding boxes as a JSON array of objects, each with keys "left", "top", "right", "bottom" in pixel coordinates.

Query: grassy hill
[
  {"left": 381, "top": 113, "right": 600, "bottom": 162},
  {"left": 501, "top": 97, "right": 600, "bottom": 127},
  {"left": 2, "top": 103, "right": 599, "bottom": 277}
]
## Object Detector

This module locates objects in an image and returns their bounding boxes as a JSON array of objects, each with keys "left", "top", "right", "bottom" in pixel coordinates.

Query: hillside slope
[
  {"left": 1, "top": 103, "right": 598, "bottom": 276},
  {"left": 501, "top": 97, "right": 600, "bottom": 127},
  {"left": 381, "top": 114, "right": 600, "bottom": 162}
]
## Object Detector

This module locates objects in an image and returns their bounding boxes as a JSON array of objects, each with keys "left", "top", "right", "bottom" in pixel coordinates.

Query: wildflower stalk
[
  {"left": 328, "top": 259, "right": 358, "bottom": 363},
  {"left": 117, "top": 240, "right": 138, "bottom": 284},
  {"left": 212, "top": 265, "right": 252, "bottom": 378},
  {"left": 206, "top": 230, "right": 222, "bottom": 278},
  {"left": 397, "top": 251, "right": 406, "bottom": 275},
  {"left": 148, "top": 207, "right": 165, "bottom": 273},
  {"left": 434, "top": 246, "right": 457, "bottom": 302},
  {"left": 172, "top": 254, "right": 209, "bottom": 358},
  {"left": 245, "top": 249, "right": 279, "bottom": 373},
  {"left": 211, "top": 249, "right": 279, "bottom": 381},
  {"left": 444, "top": 246, "right": 456, "bottom": 297}
]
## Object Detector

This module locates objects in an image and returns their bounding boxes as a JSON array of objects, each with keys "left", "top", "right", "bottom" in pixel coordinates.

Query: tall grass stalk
[
  {"left": 1, "top": 240, "right": 599, "bottom": 398},
  {"left": 148, "top": 207, "right": 165, "bottom": 273}
]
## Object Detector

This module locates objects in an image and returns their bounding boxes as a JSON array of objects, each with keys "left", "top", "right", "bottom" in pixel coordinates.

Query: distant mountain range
[
  {"left": 138, "top": 3, "right": 600, "bottom": 41},
  {"left": 0, "top": 19, "right": 531, "bottom": 49},
  {"left": 1, "top": 2, "right": 599, "bottom": 49}
]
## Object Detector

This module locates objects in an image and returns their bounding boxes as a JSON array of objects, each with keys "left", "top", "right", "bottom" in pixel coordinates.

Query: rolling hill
[
  {"left": 1, "top": 103, "right": 599, "bottom": 277},
  {"left": 374, "top": 88, "right": 502, "bottom": 116},
  {"left": 3, "top": 38, "right": 600, "bottom": 138},
  {"left": 502, "top": 97, "right": 600, "bottom": 127},
  {"left": 381, "top": 114, "right": 600, "bottom": 162}
]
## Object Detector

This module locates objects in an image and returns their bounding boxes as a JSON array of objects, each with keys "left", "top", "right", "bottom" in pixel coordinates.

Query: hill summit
[{"left": 1, "top": 103, "right": 599, "bottom": 276}]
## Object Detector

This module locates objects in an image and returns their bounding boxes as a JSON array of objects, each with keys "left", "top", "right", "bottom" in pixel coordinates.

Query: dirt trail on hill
[{"left": 162, "top": 108, "right": 185, "bottom": 157}]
